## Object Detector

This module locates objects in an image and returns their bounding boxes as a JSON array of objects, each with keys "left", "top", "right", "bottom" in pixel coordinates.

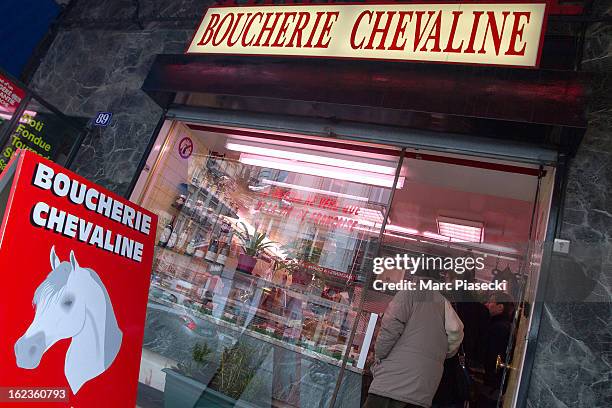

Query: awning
[{"left": 143, "top": 54, "right": 588, "bottom": 128}]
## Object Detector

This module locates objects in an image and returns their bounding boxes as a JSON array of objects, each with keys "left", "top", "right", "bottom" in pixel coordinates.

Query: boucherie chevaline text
[
  {"left": 29, "top": 163, "right": 151, "bottom": 262},
  {"left": 187, "top": 3, "right": 546, "bottom": 67}
]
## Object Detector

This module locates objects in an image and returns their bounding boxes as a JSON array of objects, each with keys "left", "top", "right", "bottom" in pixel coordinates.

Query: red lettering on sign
[
  {"left": 419, "top": 10, "right": 443, "bottom": 52},
  {"left": 212, "top": 13, "right": 235, "bottom": 46},
  {"left": 197, "top": 13, "right": 221, "bottom": 45},
  {"left": 443, "top": 11, "right": 464, "bottom": 52},
  {"left": 242, "top": 12, "right": 263, "bottom": 46},
  {"left": 365, "top": 11, "right": 394, "bottom": 50},
  {"left": 464, "top": 11, "right": 485, "bottom": 54},
  {"left": 350, "top": 10, "right": 371, "bottom": 49},
  {"left": 286, "top": 12, "right": 310, "bottom": 47},
  {"left": 478, "top": 11, "right": 510, "bottom": 55},
  {"left": 272, "top": 12, "right": 297, "bottom": 47},
  {"left": 314, "top": 11, "right": 339, "bottom": 48},
  {"left": 505, "top": 11, "right": 531, "bottom": 56},
  {"left": 227, "top": 13, "right": 250, "bottom": 47},
  {"left": 304, "top": 11, "right": 325, "bottom": 48},
  {"left": 254, "top": 12, "right": 283, "bottom": 46},
  {"left": 389, "top": 11, "right": 413, "bottom": 51}
]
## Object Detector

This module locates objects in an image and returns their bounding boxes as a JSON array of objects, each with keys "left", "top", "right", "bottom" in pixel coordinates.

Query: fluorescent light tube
[
  {"left": 437, "top": 216, "right": 484, "bottom": 243},
  {"left": 240, "top": 153, "right": 404, "bottom": 188},
  {"left": 227, "top": 141, "right": 399, "bottom": 175}
]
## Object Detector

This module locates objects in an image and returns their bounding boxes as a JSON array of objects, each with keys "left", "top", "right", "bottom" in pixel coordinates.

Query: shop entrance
[
  {"left": 372, "top": 152, "right": 554, "bottom": 408},
  {"left": 131, "top": 118, "right": 556, "bottom": 408}
]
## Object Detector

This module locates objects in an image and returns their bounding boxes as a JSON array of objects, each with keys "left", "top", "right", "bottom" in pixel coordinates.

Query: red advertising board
[
  {"left": 0, "top": 72, "right": 25, "bottom": 117},
  {"left": 0, "top": 150, "right": 157, "bottom": 407}
]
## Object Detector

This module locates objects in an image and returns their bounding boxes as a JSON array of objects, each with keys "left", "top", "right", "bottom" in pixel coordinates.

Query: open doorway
[{"left": 371, "top": 151, "right": 554, "bottom": 408}]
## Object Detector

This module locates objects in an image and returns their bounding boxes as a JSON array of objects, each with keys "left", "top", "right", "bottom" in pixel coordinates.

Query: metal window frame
[
  {"left": 514, "top": 153, "right": 569, "bottom": 407},
  {"left": 163, "top": 106, "right": 559, "bottom": 167}
]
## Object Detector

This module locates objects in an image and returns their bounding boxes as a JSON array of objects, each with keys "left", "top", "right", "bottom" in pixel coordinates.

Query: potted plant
[
  {"left": 163, "top": 342, "right": 266, "bottom": 408},
  {"left": 235, "top": 222, "right": 276, "bottom": 274},
  {"left": 208, "top": 343, "right": 259, "bottom": 400},
  {"left": 162, "top": 343, "right": 216, "bottom": 408},
  {"left": 280, "top": 239, "right": 325, "bottom": 289}
]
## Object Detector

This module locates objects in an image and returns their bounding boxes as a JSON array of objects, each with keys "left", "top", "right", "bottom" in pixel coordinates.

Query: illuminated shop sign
[
  {"left": 0, "top": 112, "right": 57, "bottom": 171},
  {"left": 0, "top": 72, "right": 25, "bottom": 118},
  {"left": 187, "top": 2, "right": 547, "bottom": 67}
]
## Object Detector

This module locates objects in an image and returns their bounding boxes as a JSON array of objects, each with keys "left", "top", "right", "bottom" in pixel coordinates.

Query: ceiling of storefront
[
  {"left": 189, "top": 124, "right": 541, "bottom": 256},
  {"left": 403, "top": 157, "right": 539, "bottom": 202},
  {"left": 182, "top": 124, "right": 548, "bottom": 285}
]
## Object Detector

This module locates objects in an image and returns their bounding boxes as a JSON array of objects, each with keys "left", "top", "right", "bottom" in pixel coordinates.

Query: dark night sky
[{"left": 0, "top": 0, "right": 60, "bottom": 77}]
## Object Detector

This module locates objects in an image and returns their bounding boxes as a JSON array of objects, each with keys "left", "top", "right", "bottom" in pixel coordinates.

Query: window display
[
  {"left": 134, "top": 120, "right": 553, "bottom": 408},
  {"left": 136, "top": 123, "right": 400, "bottom": 407}
]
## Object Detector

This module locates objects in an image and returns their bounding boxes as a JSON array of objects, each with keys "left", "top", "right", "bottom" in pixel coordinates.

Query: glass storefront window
[
  {"left": 135, "top": 121, "right": 555, "bottom": 408},
  {"left": 137, "top": 123, "right": 401, "bottom": 407}
]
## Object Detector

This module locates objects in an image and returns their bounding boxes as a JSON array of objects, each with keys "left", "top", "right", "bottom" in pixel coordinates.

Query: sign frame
[
  {"left": 0, "top": 150, "right": 157, "bottom": 407},
  {"left": 186, "top": 1, "right": 549, "bottom": 69}
]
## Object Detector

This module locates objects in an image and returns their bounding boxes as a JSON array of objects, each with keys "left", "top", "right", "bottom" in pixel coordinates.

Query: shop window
[
  {"left": 135, "top": 121, "right": 554, "bottom": 408},
  {"left": 136, "top": 122, "right": 401, "bottom": 407},
  {"left": 364, "top": 153, "right": 553, "bottom": 408}
]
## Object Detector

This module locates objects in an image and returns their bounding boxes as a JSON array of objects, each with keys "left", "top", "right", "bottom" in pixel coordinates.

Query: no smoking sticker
[{"left": 178, "top": 137, "right": 193, "bottom": 159}]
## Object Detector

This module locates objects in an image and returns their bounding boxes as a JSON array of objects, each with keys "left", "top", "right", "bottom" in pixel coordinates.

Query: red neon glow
[{"left": 261, "top": 179, "right": 369, "bottom": 201}]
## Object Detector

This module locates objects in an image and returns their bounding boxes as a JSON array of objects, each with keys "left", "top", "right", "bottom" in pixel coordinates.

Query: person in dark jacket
[
  {"left": 433, "top": 270, "right": 489, "bottom": 408},
  {"left": 479, "top": 292, "right": 515, "bottom": 407},
  {"left": 431, "top": 354, "right": 464, "bottom": 408}
]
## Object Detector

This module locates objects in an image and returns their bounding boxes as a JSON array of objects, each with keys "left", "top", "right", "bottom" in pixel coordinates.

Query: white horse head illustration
[{"left": 14, "top": 246, "right": 123, "bottom": 394}]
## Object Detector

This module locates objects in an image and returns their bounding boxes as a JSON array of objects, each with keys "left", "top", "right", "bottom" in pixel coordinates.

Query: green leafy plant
[
  {"left": 282, "top": 238, "right": 322, "bottom": 264},
  {"left": 193, "top": 343, "right": 212, "bottom": 363},
  {"left": 251, "top": 326, "right": 268, "bottom": 336},
  {"left": 175, "top": 342, "right": 213, "bottom": 382},
  {"left": 280, "top": 240, "right": 328, "bottom": 288},
  {"left": 209, "top": 343, "right": 259, "bottom": 399},
  {"left": 235, "top": 222, "right": 276, "bottom": 257},
  {"left": 220, "top": 315, "right": 237, "bottom": 324}
]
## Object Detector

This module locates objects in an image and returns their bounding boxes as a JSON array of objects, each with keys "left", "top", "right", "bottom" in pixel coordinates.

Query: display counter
[{"left": 150, "top": 245, "right": 365, "bottom": 374}]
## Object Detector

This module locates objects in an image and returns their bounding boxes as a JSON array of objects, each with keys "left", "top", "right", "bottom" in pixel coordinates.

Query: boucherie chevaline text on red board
[
  {"left": 197, "top": 8, "right": 533, "bottom": 56},
  {"left": 29, "top": 163, "right": 151, "bottom": 262}
]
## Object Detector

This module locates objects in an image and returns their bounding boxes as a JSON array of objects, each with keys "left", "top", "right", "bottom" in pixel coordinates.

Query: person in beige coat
[{"left": 364, "top": 288, "right": 464, "bottom": 408}]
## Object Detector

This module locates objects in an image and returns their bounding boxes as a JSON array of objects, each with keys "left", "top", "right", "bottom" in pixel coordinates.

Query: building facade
[{"left": 21, "top": 0, "right": 611, "bottom": 407}]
